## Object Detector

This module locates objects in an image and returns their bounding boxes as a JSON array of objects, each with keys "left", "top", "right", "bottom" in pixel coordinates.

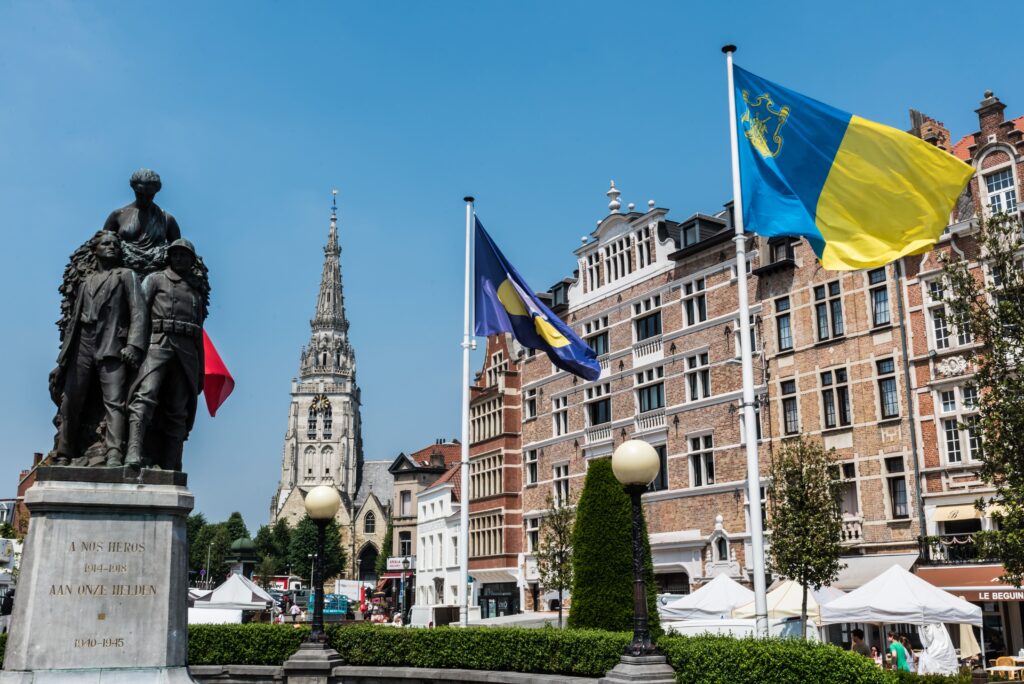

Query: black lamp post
[
  {"left": 611, "top": 440, "right": 661, "bottom": 657},
  {"left": 303, "top": 485, "right": 341, "bottom": 644},
  {"left": 400, "top": 556, "right": 411, "bottom": 623}
]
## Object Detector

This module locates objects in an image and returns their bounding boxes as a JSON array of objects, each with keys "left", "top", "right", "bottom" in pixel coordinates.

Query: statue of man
[
  {"left": 103, "top": 169, "right": 182, "bottom": 273},
  {"left": 50, "top": 232, "right": 147, "bottom": 466},
  {"left": 127, "top": 239, "right": 207, "bottom": 471}
]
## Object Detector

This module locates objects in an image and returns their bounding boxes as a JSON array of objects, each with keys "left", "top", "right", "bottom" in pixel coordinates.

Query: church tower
[{"left": 272, "top": 191, "right": 363, "bottom": 521}]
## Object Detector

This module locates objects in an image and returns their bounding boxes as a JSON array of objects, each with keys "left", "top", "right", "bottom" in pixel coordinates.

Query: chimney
[
  {"left": 430, "top": 450, "right": 444, "bottom": 468},
  {"left": 976, "top": 90, "right": 1006, "bottom": 138},
  {"left": 909, "top": 109, "right": 951, "bottom": 152},
  {"left": 32, "top": 452, "right": 43, "bottom": 467}
]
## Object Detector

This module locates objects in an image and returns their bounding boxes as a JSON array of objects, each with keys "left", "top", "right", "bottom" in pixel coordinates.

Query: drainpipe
[{"left": 894, "top": 259, "right": 929, "bottom": 562}]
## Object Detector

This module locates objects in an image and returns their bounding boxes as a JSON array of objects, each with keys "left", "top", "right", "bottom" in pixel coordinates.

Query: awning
[
  {"left": 380, "top": 571, "right": 414, "bottom": 580},
  {"left": 833, "top": 552, "right": 918, "bottom": 591},
  {"left": 467, "top": 568, "right": 518, "bottom": 585},
  {"left": 916, "top": 565, "right": 1024, "bottom": 602},
  {"left": 935, "top": 504, "right": 981, "bottom": 522}
]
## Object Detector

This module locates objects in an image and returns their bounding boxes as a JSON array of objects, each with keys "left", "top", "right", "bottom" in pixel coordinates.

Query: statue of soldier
[
  {"left": 127, "top": 239, "right": 207, "bottom": 471},
  {"left": 103, "top": 168, "right": 182, "bottom": 274},
  {"left": 49, "top": 232, "right": 147, "bottom": 466}
]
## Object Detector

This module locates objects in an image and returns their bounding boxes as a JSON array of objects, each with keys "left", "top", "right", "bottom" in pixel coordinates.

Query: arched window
[
  {"left": 303, "top": 446, "right": 315, "bottom": 480},
  {"left": 321, "top": 446, "right": 333, "bottom": 478},
  {"left": 307, "top": 406, "right": 317, "bottom": 438},
  {"left": 364, "top": 511, "right": 376, "bottom": 534},
  {"left": 716, "top": 537, "right": 728, "bottom": 562},
  {"left": 322, "top": 402, "right": 333, "bottom": 439}
]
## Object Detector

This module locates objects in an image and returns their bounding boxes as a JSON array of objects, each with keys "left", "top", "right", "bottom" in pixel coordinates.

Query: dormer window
[
  {"left": 635, "top": 226, "right": 654, "bottom": 268},
  {"left": 769, "top": 238, "right": 795, "bottom": 263},
  {"left": 683, "top": 223, "right": 700, "bottom": 247}
]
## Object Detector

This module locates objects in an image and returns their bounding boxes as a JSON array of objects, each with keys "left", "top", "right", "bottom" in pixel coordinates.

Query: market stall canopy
[
  {"left": 191, "top": 573, "right": 274, "bottom": 611},
  {"left": 733, "top": 580, "right": 843, "bottom": 623},
  {"left": 820, "top": 564, "right": 981, "bottom": 626},
  {"left": 660, "top": 574, "right": 753, "bottom": 621}
]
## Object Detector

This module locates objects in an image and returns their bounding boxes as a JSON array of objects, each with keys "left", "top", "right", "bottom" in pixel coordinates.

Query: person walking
[
  {"left": 850, "top": 628, "right": 871, "bottom": 658},
  {"left": 887, "top": 632, "right": 910, "bottom": 672}
]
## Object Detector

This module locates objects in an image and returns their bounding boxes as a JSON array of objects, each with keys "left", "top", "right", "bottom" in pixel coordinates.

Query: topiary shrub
[
  {"left": 188, "top": 623, "right": 308, "bottom": 665},
  {"left": 568, "top": 456, "right": 659, "bottom": 636}
]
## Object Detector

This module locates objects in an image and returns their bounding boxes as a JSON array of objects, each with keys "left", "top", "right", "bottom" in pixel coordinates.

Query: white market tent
[
  {"left": 191, "top": 573, "right": 275, "bottom": 612},
  {"left": 819, "top": 564, "right": 981, "bottom": 626},
  {"left": 660, "top": 574, "right": 754, "bottom": 621},
  {"left": 733, "top": 579, "right": 844, "bottom": 624}
]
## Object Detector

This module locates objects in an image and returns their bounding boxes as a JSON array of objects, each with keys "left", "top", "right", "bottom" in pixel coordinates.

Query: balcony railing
[
  {"left": 585, "top": 425, "right": 612, "bottom": 445},
  {"left": 633, "top": 337, "right": 663, "bottom": 363},
  {"left": 635, "top": 408, "right": 666, "bottom": 433},
  {"left": 840, "top": 516, "right": 863, "bottom": 545},
  {"left": 920, "top": 533, "right": 998, "bottom": 565}
]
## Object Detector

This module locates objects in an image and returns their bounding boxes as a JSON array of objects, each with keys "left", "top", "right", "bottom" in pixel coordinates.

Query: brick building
[{"left": 902, "top": 92, "right": 1024, "bottom": 654}]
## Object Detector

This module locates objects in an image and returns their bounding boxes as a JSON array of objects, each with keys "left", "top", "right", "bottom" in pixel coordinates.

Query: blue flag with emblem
[{"left": 474, "top": 218, "right": 600, "bottom": 381}]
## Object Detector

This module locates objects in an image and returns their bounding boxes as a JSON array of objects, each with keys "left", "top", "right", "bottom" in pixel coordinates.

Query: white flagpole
[
  {"left": 722, "top": 44, "right": 769, "bottom": 637},
  {"left": 459, "top": 196, "right": 475, "bottom": 627}
]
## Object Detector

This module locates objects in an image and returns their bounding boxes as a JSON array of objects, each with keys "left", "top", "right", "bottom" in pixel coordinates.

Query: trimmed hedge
[{"left": 189, "top": 623, "right": 309, "bottom": 665}]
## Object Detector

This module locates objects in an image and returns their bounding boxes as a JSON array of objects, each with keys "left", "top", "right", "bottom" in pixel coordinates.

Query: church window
[
  {"left": 364, "top": 512, "right": 376, "bottom": 534},
  {"left": 307, "top": 406, "right": 317, "bottom": 438},
  {"left": 304, "top": 446, "right": 315, "bottom": 481},
  {"left": 322, "top": 402, "right": 333, "bottom": 439}
]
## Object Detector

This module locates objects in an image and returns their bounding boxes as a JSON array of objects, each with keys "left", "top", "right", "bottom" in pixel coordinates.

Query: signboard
[
  {"left": 386, "top": 556, "right": 415, "bottom": 571},
  {"left": 960, "top": 590, "right": 1024, "bottom": 602}
]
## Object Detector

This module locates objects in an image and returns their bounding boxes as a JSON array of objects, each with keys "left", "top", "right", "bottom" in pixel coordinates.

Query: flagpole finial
[
  {"left": 464, "top": 196, "right": 475, "bottom": 203},
  {"left": 721, "top": 44, "right": 737, "bottom": 54}
]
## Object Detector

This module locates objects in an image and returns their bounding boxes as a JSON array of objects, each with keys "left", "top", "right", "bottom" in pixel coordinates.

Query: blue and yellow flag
[
  {"left": 475, "top": 218, "right": 600, "bottom": 381},
  {"left": 733, "top": 65, "right": 973, "bottom": 270}
]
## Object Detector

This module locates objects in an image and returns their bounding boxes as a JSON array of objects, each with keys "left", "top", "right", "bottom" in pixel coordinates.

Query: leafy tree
[
  {"left": 254, "top": 520, "right": 291, "bottom": 575},
  {"left": 767, "top": 436, "right": 845, "bottom": 637},
  {"left": 940, "top": 212, "right": 1024, "bottom": 583},
  {"left": 0, "top": 522, "right": 15, "bottom": 539},
  {"left": 186, "top": 513, "right": 207, "bottom": 550},
  {"left": 255, "top": 556, "right": 279, "bottom": 590},
  {"left": 568, "top": 457, "right": 659, "bottom": 636},
  {"left": 288, "top": 515, "right": 346, "bottom": 581},
  {"left": 375, "top": 519, "right": 393, "bottom": 578},
  {"left": 535, "top": 494, "right": 574, "bottom": 628},
  {"left": 224, "top": 511, "right": 250, "bottom": 543},
  {"left": 191, "top": 523, "right": 233, "bottom": 585}
]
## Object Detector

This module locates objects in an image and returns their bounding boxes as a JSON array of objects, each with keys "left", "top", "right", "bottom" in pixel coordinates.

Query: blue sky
[{"left": 1, "top": 1, "right": 1019, "bottom": 531}]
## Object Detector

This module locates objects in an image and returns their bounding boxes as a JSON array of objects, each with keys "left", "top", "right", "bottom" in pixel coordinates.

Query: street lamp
[
  {"left": 399, "top": 556, "right": 410, "bottom": 624},
  {"left": 611, "top": 440, "right": 661, "bottom": 658},
  {"left": 304, "top": 486, "right": 341, "bottom": 644}
]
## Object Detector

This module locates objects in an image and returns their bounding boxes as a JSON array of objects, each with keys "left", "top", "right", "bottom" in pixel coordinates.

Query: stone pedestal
[
  {"left": 1, "top": 467, "right": 197, "bottom": 683},
  {"left": 282, "top": 642, "right": 343, "bottom": 684},
  {"left": 599, "top": 655, "right": 676, "bottom": 684}
]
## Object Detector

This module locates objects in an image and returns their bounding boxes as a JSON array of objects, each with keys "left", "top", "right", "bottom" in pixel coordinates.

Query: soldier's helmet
[{"left": 167, "top": 238, "right": 196, "bottom": 259}]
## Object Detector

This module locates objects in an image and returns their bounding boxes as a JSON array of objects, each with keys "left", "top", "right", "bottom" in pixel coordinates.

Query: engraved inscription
[{"left": 74, "top": 637, "right": 125, "bottom": 648}]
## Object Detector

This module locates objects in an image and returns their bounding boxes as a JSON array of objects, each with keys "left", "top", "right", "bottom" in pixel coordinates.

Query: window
[
  {"left": 604, "top": 235, "right": 633, "bottom": 283},
  {"left": 683, "top": 278, "right": 707, "bottom": 326},
  {"left": 781, "top": 379, "right": 799, "bottom": 434},
  {"left": 733, "top": 315, "right": 759, "bottom": 357},
  {"left": 585, "top": 252, "right": 602, "bottom": 291},
  {"left": 868, "top": 268, "right": 890, "bottom": 327},
  {"left": 689, "top": 435, "right": 715, "bottom": 487},
  {"left": 526, "top": 518, "right": 540, "bottom": 553},
  {"left": 820, "top": 368, "right": 852, "bottom": 429},
  {"left": 552, "top": 396, "right": 568, "bottom": 436},
  {"left": 322, "top": 403, "right": 333, "bottom": 439},
  {"left": 648, "top": 445, "right": 669, "bottom": 492},
  {"left": 938, "top": 386, "right": 982, "bottom": 463},
  {"left": 584, "top": 316, "right": 610, "bottom": 357},
  {"left": 636, "top": 367, "right": 665, "bottom": 412},
  {"left": 985, "top": 168, "right": 1017, "bottom": 214},
  {"left": 634, "top": 296, "right": 662, "bottom": 341},
  {"left": 585, "top": 383, "right": 612, "bottom": 426},
  {"left": 399, "top": 531, "right": 412, "bottom": 557},
  {"left": 470, "top": 396, "right": 503, "bottom": 442},
  {"left": 525, "top": 449, "right": 538, "bottom": 485},
  {"left": 814, "top": 281, "right": 844, "bottom": 341},
  {"left": 834, "top": 462, "right": 859, "bottom": 516},
  {"left": 686, "top": 352, "right": 711, "bottom": 401},
  {"left": 927, "top": 281, "right": 971, "bottom": 349},
  {"left": 776, "top": 296, "right": 793, "bottom": 351},
  {"left": 885, "top": 457, "right": 908, "bottom": 519},
  {"left": 524, "top": 389, "right": 537, "bottom": 420},
  {"left": 486, "top": 350, "right": 508, "bottom": 386},
  {"left": 769, "top": 237, "right": 795, "bottom": 263},
  {"left": 364, "top": 511, "right": 376, "bottom": 534},
  {"left": 400, "top": 490, "right": 412, "bottom": 517},
  {"left": 469, "top": 513, "right": 503, "bottom": 558},
  {"left": 470, "top": 453, "right": 503, "bottom": 499},
  {"left": 739, "top": 404, "right": 763, "bottom": 444},
  {"left": 553, "top": 464, "right": 569, "bottom": 507},
  {"left": 877, "top": 358, "right": 899, "bottom": 419},
  {"left": 683, "top": 222, "right": 700, "bottom": 247},
  {"left": 635, "top": 226, "right": 654, "bottom": 268},
  {"left": 307, "top": 406, "right": 317, "bottom": 438}
]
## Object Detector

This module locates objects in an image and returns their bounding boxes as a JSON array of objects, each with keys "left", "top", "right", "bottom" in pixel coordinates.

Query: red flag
[{"left": 202, "top": 330, "right": 235, "bottom": 417}]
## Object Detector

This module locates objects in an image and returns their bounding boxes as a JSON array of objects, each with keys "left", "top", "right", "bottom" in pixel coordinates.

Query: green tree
[
  {"left": 186, "top": 513, "right": 207, "bottom": 550},
  {"left": 191, "top": 523, "right": 233, "bottom": 585},
  {"left": 288, "top": 516, "right": 346, "bottom": 581},
  {"left": 254, "top": 556, "right": 279, "bottom": 590},
  {"left": 535, "top": 494, "right": 574, "bottom": 628},
  {"left": 224, "top": 511, "right": 249, "bottom": 543},
  {"left": 0, "top": 522, "right": 15, "bottom": 539},
  {"left": 940, "top": 212, "right": 1024, "bottom": 583},
  {"left": 767, "top": 436, "right": 845, "bottom": 637},
  {"left": 254, "top": 520, "right": 291, "bottom": 575},
  {"left": 375, "top": 519, "right": 393, "bottom": 578},
  {"left": 568, "top": 457, "right": 659, "bottom": 636}
]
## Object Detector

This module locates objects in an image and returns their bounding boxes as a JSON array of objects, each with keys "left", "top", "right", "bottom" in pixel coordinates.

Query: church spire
[{"left": 302, "top": 189, "right": 354, "bottom": 379}]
